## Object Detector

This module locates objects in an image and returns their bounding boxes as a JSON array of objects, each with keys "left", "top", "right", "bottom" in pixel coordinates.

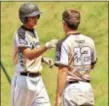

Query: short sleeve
[
  {"left": 14, "top": 30, "right": 31, "bottom": 48},
  {"left": 55, "top": 41, "right": 69, "bottom": 67},
  {"left": 91, "top": 40, "right": 97, "bottom": 63}
]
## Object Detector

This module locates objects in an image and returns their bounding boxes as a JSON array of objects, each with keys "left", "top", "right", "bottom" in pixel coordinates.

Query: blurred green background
[{"left": 1, "top": 1, "right": 108, "bottom": 106}]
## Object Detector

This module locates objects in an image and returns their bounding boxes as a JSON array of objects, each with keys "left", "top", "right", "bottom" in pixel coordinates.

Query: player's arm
[
  {"left": 19, "top": 45, "right": 47, "bottom": 60},
  {"left": 55, "top": 41, "right": 69, "bottom": 106},
  {"left": 15, "top": 34, "right": 58, "bottom": 60},
  {"left": 55, "top": 66, "right": 68, "bottom": 106}
]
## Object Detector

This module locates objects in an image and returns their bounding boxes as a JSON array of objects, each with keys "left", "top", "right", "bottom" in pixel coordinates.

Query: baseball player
[
  {"left": 11, "top": 3, "right": 58, "bottom": 106},
  {"left": 55, "top": 9, "right": 97, "bottom": 106}
]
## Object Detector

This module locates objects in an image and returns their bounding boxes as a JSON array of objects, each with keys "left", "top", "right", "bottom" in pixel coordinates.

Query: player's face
[{"left": 27, "top": 16, "right": 39, "bottom": 28}]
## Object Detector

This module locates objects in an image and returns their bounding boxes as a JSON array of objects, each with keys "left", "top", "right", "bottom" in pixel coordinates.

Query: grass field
[{"left": 1, "top": 1, "right": 108, "bottom": 106}]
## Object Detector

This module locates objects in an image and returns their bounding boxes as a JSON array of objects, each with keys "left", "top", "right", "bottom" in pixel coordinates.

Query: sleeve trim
[{"left": 54, "top": 61, "right": 68, "bottom": 67}]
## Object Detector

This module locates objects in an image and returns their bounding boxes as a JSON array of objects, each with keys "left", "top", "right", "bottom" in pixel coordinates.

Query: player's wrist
[
  {"left": 45, "top": 42, "right": 51, "bottom": 49},
  {"left": 43, "top": 44, "right": 49, "bottom": 50}
]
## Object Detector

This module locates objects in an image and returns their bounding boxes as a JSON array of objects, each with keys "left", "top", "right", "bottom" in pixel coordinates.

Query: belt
[
  {"left": 68, "top": 80, "right": 90, "bottom": 84},
  {"left": 20, "top": 72, "right": 41, "bottom": 77}
]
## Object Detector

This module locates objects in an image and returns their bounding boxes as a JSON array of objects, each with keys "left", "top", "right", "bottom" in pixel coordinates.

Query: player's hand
[
  {"left": 48, "top": 58, "right": 54, "bottom": 68},
  {"left": 42, "top": 57, "right": 54, "bottom": 68},
  {"left": 45, "top": 39, "right": 58, "bottom": 49}
]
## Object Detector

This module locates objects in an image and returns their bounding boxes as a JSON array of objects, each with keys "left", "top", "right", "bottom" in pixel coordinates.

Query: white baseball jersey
[
  {"left": 55, "top": 33, "right": 97, "bottom": 81},
  {"left": 12, "top": 26, "right": 50, "bottom": 106},
  {"left": 13, "top": 25, "right": 42, "bottom": 73}
]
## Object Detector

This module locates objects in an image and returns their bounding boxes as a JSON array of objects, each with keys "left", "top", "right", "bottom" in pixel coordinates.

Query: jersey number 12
[{"left": 73, "top": 46, "right": 91, "bottom": 66}]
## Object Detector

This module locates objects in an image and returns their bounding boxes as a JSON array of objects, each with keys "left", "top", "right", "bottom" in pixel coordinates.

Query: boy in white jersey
[
  {"left": 11, "top": 3, "right": 58, "bottom": 106},
  {"left": 55, "top": 9, "right": 97, "bottom": 106}
]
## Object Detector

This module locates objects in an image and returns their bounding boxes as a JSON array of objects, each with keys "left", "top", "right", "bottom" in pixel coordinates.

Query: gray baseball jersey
[
  {"left": 13, "top": 25, "right": 42, "bottom": 73},
  {"left": 55, "top": 33, "right": 97, "bottom": 82}
]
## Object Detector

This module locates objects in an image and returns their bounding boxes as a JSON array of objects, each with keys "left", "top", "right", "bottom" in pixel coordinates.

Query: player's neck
[{"left": 65, "top": 29, "right": 78, "bottom": 36}]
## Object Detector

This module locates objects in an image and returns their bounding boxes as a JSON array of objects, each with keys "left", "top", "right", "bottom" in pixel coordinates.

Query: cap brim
[{"left": 27, "top": 11, "right": 42, "bottom": 17}]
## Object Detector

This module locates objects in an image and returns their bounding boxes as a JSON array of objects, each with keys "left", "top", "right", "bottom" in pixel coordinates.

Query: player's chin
[{"left": 31, "top": 23, "right": 37, "bottom": 28}]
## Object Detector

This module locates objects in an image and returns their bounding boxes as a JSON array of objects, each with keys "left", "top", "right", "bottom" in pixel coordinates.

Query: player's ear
[
  {"left": 62, "top": 20, "right": 66, "bottom": 25},
  {"left": 62, "top": 20, "right": 66, "bottom": 27},
  {"left": 62, "top": 21, "right": 65, "bottom": 30},
  {"left": 63, "top": 21, "right": 68, "bottom": 30}
]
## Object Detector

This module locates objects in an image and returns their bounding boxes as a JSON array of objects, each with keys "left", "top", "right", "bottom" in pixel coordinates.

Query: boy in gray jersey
[
  {"left": 55, "top": 9, "right": 97, "bottom": 106},
  {"left": 11, "top": 3, "right": 58, "bottom": 106}
]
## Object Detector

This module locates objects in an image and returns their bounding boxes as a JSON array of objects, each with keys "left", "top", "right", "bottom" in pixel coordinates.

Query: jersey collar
[
  {"left": 22, "top": 25, "right": 34, "bottom": 32},
  {"left": 66, "top": 31, "right": 80, "bottom": 36}
]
